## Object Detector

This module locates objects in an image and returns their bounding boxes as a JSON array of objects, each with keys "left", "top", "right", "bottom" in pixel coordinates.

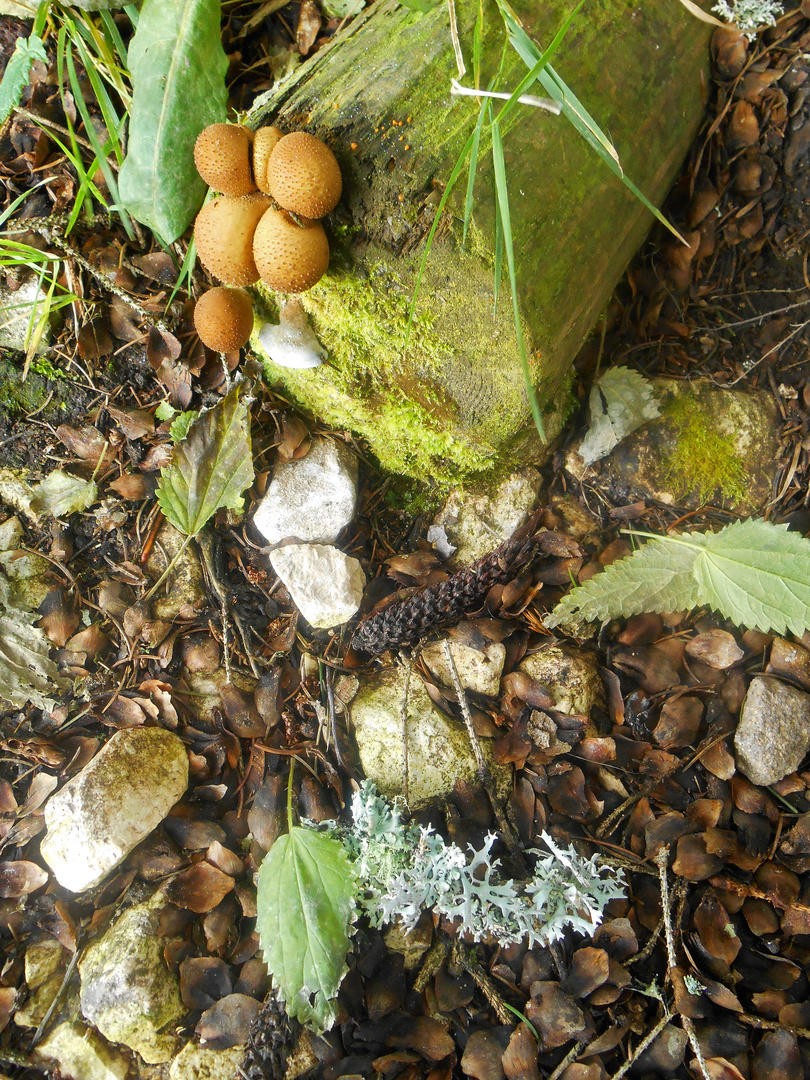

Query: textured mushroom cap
[
  {"left": 194, "top": 193, "right": 273, "bottom": 286},
  {"left": 194, "top": 124, "right": 257, "bottom": 197},
  {"left": 193, "top": 287, "right": 254, "bottom": 352},
  {"left": 266, "top": 132, "right": 342, "bottom": 219},
  {"left": 253, "top": 126, "right": 284, "bottom": 194},
  {"left": 253, "top": 208, "right": 329, "bottom": 293}
]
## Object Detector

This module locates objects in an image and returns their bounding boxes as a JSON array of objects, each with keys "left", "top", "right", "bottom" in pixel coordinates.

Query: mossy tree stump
[{"left": 249, "top": 0, "right": 712, "bottom": 487}]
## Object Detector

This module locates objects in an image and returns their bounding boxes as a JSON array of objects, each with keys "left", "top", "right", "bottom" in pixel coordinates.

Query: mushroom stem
[{"left": 257, "top": 299, "right": 326, "bottom": 369}]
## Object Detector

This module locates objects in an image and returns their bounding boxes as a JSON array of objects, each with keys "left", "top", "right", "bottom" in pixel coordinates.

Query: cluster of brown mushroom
[{"left": 190, "top": 122, "right": 342, "bottom": 353}]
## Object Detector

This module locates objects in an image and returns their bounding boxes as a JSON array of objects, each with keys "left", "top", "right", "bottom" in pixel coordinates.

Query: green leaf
[
  {"left": 688, "top": 519, "right": 810, "bottom": 637},
  {"left": 547, "top": 519, "right": 810, "bottom": 638},
  {"left": 0, "top": 34, "right": 48, "bottom": 127},
  {"left": 546, "top": 535, "right": 700, "bottom": 629},
  {"left": 0, "top": 607, "right": 67, "bottom": 712},
  {"left": 156, "top": 382, "right": 253, "bottom": 537},
  {"left": 256, "top": 826, "right": 356, "bottom": 1033},
  {"left": 30, "top": 471, "right": 99, "bottom": 519},
  {"left": 118, "top": 0, "right": 228, "bottom": 244},
  {"left": 579, "top": 366, "right": 660, "bottom": 466},
  {"left": 169, "top": 409, "right": 199, "bottom": 443},
  {"left": 155, "top": 400, "right": 177, "bottom": 422}
]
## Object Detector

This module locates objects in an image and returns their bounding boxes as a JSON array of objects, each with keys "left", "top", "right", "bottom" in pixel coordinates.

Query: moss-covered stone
[{"left": 248, "top": 0, "right": 712, "bottom": 486}]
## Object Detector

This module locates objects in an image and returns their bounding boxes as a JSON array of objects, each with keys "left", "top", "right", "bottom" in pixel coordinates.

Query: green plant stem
[
  {"left": 141, "top": 532, "right": 193, "bottom": 602},
  {"left": 287, "top": 758, "right": 296, "bottom": 831}
]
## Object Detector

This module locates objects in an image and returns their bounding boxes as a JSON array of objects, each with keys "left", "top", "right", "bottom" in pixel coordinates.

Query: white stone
[
  {"left": 350, "top": 665, "right": 511, "bottom": 810},
  {"left": 40, "top": 727, "right": 188, "bottom": 893},
  {"left": 735, "top": 676, "right": 810, "bottom": 786},
  {"left": 169, "top": 1041, "right": 246, "bottom": 1080},
  {"left": 270, "top": 543, "right": 365, "bottom": 629},
  {"left": 518, "top": 643, "right": 604, "bottom": 718},
  {"left": 254, "top": 437, "right": 358, "bottom": 546},
  {"left": 0, "top": 278, "right": 50, "bottom": 353},
  {"left": 79, "top": 892, "right": 184, "bottom": 1065},
  {"left": 421, "top": 638, "right": 506, "bottom": 697},
  {"left": 432, "top": 467, "right": 542, "bottom": 567},
  {"left": 33, "top": 1020, "right": 130, "bottom": 1080}
]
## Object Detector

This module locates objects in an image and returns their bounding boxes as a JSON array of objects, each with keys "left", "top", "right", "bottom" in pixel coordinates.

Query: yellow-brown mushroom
[
  {"left": 252, "top": 126, "right": 284, "bottom": 194},
  {"left": 193, "top": 287, "right": 254, "bottom": 352},
  {"left": 266, "top": 131, "right": 342, "bottom": 219},
  {"left": 194, "top": 123, "right": 257, "bottom": 197},
  {"left": 253, "top": 207, "right": 329, "bottom": 293},
  {"left": 194, "top": 193, "right": 273, "bottom": 286}
]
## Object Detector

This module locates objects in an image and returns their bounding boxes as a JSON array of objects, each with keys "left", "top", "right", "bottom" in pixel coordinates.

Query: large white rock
[
  {"left": 270, "top": 543, "right": 365, "bottom": 629},
  {"left": 33, "top": 1020, "right": 130, "bottom": 1080},
  {"left": 350, "top": 665, "right": 511, "bottom": 810},
  {"left": 40, "top": 727, "right": 188, "bottom": 892},
  {"left": 253, "top": 437, "right": 358, "bottom": 546},
  {"left": 79, "top": 891, "right": 184, "bottom": 1065}
]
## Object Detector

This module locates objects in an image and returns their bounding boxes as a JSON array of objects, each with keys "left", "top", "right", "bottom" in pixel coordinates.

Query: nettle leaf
[
  {"left": 548, "top": 518, "right": 810, "bottom": 638},
  {"left": 156, "top": 383, "right": 253, "bottom": 537},
  {"left": 579, "top": 366, "right": 660, "bottom": 466},
  {"left": 0, "top": 33, "right": 47, "bottom": 127},
  {"left": 30, "top": 471, "right": 99, "bottom": 519},
  {"left": 256, "top": 827, "right": 356, "bottom": 1034},
  {"left": 688, "top": 519, "right": 810, "bottom": 637},
  {"left": 118, "top": 0, "right": 228, "bottom": 244},
  {"left": 546, "top": 535, "right": 699, "bottom": 628}
]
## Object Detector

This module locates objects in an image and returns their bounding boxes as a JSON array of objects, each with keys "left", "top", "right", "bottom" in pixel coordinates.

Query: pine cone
[{"left": 351, "top": 518, "right": 580, "bottom": 656}]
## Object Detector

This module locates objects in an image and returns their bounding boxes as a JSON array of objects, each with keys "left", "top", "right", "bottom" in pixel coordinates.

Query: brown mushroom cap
[
  {"left": 266, "top": 132, "right": 342, "bottom": 219},
  {"left": 193, "top": 287, "right": 254, "bottom": 352},
  {"left": 253, "top": 207, "right": 330, "bottom": 293},
  {"left": 194, "top": 124, "right": 257, "bottom": 197},
  {"left": 253, "top": 126, "right": 284, "bottom": 194},
  {"left": 194, "top": 193, "right": 273, "bottom": 286}
]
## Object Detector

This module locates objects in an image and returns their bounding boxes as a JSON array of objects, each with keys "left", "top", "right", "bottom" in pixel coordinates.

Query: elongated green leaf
[
  {"left": 156, "top": 382, "right": 253, "bottom": 537},
  {"left": 689, "top": 520, "right": 810, "bottom": 637},
  {"left": 492, "top": 121, "right": 545, "bottom": 441},
  {"left": 0, "top": 34, "right": 47, "bottom": 127},
  {"left": 118, "top": 0, "right": 228, "bottom": 244},
  {"left": 256, "top": 826, "right": 356, "bottom": 1033},
  {"left": 546, "top": 535, "right": 700, "bottom": 628}
]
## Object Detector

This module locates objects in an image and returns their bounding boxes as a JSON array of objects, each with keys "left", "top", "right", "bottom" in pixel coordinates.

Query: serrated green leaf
[
  {"left": 546, "top": 536, "right": 700, "bottom": 629},
  {"left": 256, "top": 826, "right": 356, "bottom": 1033},
  {"left": 579, "top": 366, "right": 660, "bottom": 466},
  {"left": 155, "top": 401, "right": 177, "bottom": 423},
  {"left": 0, "top": 34, "right": 48, "bottom": 127},
  {"left": 30, "top": 471, "right": 99, "bottom": 519},
  {"left": 169, "top": 410, "right": 199, "bottom": 443},
  {"left": 118, "top": 0, "right": 228, "bottom": 244},
  {"left": 156, "top": 383, "right": 253, "bottom": 537},
  {"left": 689, "top": 519, "right": 810, "bottom": 637}
]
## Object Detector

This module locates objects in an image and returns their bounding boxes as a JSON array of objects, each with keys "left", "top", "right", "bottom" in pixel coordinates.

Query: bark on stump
[{"left": 249, "top": 0, "right": 712, "bottom": 486}]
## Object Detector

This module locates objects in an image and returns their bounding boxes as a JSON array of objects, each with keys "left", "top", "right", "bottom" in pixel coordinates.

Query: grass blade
[
  {"left": 462, "top": 96, "right": 488, "bottom": 245},
  {"left": 491, "top": 120, "right": 545, "bottom": 442}
]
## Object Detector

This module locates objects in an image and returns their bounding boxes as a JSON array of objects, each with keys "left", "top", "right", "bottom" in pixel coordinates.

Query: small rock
[
  {"left": 147, "top": 524, "right": 205, "bottom": 620},
  {"left": 634, "top": 1021, "right": 688, "bottom": 1073},
  {"left": 350, "top": 665, "right": 511, "bottom": 810},
  {"left": 270, "top": 543, "right": 364, "bottom": 629},
  {"left": 518, "top": 643, "right": 603, "bottom": 718},
  {"left": 432, "top": 467, "right": 542, "bottom": 567},
  {"left": 0, "top": 279, "right": 51, "bottom": 354},
  {"left": 0, "top": 546, "right": 53, "bottom": 610},
  {"left": 384, "top": 915, "right": 434, "bottom": 970},
  {"left": 40, "top": 727, "right": 188, "bottom": 892},
  {"left": 569, "top": 378, "right": 778, "bottom": 514},
  {"left": 169, "top": 1040, "right": 246, "bottom": 1080},
  {"left": 735, "top": 676, "right": 810, "bottom": 786},
  {"left": 33, "top": 1020, "right": 130, "bottom": 1080},
  {"left": 253, "top": 437, "right": 357, "bottom": 546},
  {"left": 182, "top": 668, "right": 258, "bottom": 727},
  {"left": 79, "top": 891, "right": 184, "bottom": 1064},
  {"left": 14, "top": 938, "right": 66, "bottom": 1029},
  {"left": 422, "top": 637, "right": 506, "bottom": 697}
]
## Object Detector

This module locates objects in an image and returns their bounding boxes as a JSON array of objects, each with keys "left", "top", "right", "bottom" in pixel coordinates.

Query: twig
[
  {"left": 608, "top": 1012, "right": 670, "bottom": 1080},
  {"left": 441, "top": 639, "right": 518, "bottom": 851},
  {"left": 451, "top": 938, "right": 513, "bottom": 1025},
  {"left": 548, "top": 1042, "right": 584, "bottom": 1080},
  {"left": 398, "top": 649, "right": 413, "bottom": 806},
  {"left": 451, "top": 79, "right": 561, "bottom": 113},
  {"left": 655, "top": 848, "right": 710, "bottom": 1080}
]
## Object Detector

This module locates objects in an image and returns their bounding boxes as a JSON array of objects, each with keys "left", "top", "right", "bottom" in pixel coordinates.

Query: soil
[{"left": 1, "top": 7, "right": 810, "bottom": 1080}]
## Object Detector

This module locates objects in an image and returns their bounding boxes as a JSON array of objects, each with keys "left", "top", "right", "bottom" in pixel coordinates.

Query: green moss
[
  {"left": 0, "top": 359, "right": 55, "bottom": 414},
  {"left": 663, "top": 395, "right": 750, "bottom": 505}
]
